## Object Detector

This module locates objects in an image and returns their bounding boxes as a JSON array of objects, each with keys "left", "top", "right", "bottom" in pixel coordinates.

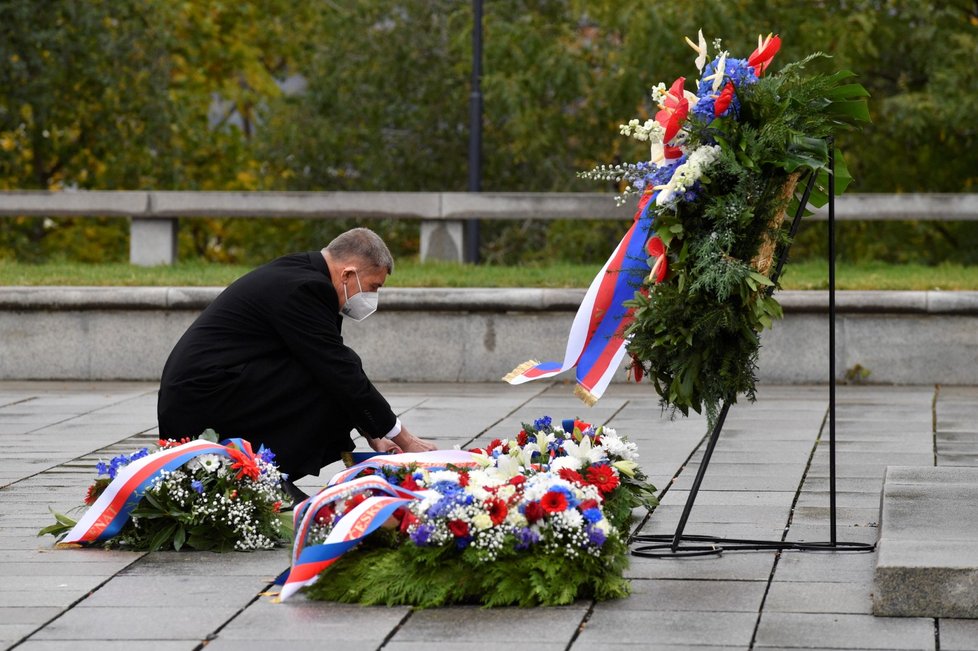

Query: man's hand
[
  {"left": 367, "top": 436, "right": 402, "bottom": 454},
  {"left": 391, "top": 426, "right": 437, "bottom": 453}
]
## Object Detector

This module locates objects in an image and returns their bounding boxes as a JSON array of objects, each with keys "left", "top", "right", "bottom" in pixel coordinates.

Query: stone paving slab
[{"left": 1, "top": 382, "right": 976, "bottom": 651}]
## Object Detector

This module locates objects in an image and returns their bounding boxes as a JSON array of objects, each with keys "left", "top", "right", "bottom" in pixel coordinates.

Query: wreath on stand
[{"left": 581, "top": 31, "right": 870, "bottom": 424}]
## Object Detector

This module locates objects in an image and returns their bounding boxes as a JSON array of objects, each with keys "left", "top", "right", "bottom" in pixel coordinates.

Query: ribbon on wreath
[
  {"left": 503, "top": 189, "right": 658, "bottom": 405},
  {"left": 57, "top": 438, "right": 259, "bottom": 547},
  {"left": 276, "top": 449, "right": 481, "bottom": 601}
]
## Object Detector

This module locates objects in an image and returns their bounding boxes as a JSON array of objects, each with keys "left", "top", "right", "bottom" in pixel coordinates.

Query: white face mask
[{"left": 340, "top": 270, "right": 378, "bottom": 321}]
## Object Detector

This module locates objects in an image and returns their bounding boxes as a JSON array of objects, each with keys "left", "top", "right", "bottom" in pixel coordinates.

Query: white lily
[
  {"left": 613, "top": 459, "right": 639, "bottom": 478},
  {"left": 684, "top": 29, "right": 709, "bottom": 73}
]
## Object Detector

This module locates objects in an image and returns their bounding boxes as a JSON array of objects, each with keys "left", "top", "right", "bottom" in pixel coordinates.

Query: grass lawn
[{"left": 1, "top": 258, "right": 977, "bottom": 290}]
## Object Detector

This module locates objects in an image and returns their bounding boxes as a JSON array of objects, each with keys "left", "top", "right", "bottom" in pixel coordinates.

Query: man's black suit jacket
[{"left": 157, "top": 251, "right": 396, "bottom": 478}]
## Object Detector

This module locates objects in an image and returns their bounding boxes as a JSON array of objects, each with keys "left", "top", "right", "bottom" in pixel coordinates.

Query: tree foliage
[{"left": 2, "top": 0, "right": 976, "bottom": 264}]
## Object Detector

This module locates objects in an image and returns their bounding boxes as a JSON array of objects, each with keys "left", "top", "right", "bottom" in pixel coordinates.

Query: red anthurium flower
[
  {"left": 509, "top": 474, "right": 527, "bottom": 487},
  {"left": 487, "top": 498, "right": 508, "bottom": 525},
  {"left": 541, "top": 490, "right": 569, "bottom": 513},
  {"left": 646, "top": 235, "right": 668, "bottom": 283},
  {"left": 714, "top": 81, "right": 736, "bottom": 117},
  {"left": 574, "top": 419, "right": 592, "bottom": 432},
  {"left": 748, "top": 33, "right": 781, "bottom": 76},
  {"left": 524, "top": 500, "right": 545, "bottom": 523},
  {"left": 448, "top": 519, "right": 470, "bottom": 538},
  {"left": 586, "top": 464, "right": 620, "bottom": 495},
  {"left": 663, "top": 144, "right": 684, "bottom": 160},
  {"left": 558, "top": 468, "right": 585, "bottom": 484},
  {"left": 629, "top": 353, "right": 644, "bottom": 383},
  {"left": 655, "top": 77, "right": 690, "bottom": 143}
]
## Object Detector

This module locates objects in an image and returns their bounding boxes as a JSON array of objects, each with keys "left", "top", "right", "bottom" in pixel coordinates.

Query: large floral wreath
[
  {"left": 289, "top": 417, "right": 656, "bottom": 607},
  {"left": 583, "top": 32, "right": 870, "bottom": 424}
]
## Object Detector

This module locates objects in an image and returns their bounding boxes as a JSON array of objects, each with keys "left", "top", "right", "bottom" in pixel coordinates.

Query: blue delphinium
[{"left": 533, "top": 416, "right": 552, "bottom": 430}]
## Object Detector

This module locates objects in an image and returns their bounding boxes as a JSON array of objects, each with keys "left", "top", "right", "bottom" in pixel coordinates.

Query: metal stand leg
[{"left": 631, "top": 143, "right": 873, "bottom": 558}]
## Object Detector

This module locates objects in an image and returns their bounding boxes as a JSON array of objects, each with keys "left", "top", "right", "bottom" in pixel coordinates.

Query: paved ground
[{"left": 1, "top": 380, "right": 976, "bottom": 651}]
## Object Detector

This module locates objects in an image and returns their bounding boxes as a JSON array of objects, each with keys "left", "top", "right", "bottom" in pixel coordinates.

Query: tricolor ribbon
[
  {"left": 277, "top": 449, "right": 481, "bottom": 601},
  {"left": 503, "top": 189, "right": 658, "bottom": 405},
  {"left": 58, "top": 438, "right": 259, "bottom": 547}
]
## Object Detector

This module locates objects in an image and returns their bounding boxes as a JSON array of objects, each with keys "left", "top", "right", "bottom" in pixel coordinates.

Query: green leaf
[
  {"left": 749, "top": 271, "right": 774, "bottom": 287},
  {"left": 199, "top": 429, "right": 220, "bottom": 443}
]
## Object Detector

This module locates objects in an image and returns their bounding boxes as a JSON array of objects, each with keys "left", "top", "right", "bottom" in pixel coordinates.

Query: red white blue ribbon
[
  {"left": 277, "top": 449, "right": 481, "bottom": 601},
  {"left": 504, "top": 190, "right": 657, "bottom": 404},
  {"left": 58, "top": 438, "right": 258, "bottom": 546}
]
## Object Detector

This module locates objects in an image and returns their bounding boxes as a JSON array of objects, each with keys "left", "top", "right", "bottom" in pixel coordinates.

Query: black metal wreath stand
[{"left": 631, "top": 143, "right": 876, "bottom": 557}]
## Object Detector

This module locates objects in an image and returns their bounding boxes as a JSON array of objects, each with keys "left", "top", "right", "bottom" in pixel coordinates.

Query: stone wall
[{"left": 1, "top": 287, "right": 976, "bottom": 385}]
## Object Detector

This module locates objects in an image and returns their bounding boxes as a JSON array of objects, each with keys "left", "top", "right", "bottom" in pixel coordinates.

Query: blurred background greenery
[{"left": 2, "top": 0, "right": 976, "bottom": 269}]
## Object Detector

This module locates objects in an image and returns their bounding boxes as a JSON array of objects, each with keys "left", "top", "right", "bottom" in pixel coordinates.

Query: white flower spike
[
  {"left": 703, "top": 51, "right": 727, "bottom": 92},
  {"left": 684, "top": 29, "right": 709, "bottom": 73}
]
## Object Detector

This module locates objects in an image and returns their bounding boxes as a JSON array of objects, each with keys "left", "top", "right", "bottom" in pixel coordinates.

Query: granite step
[{"left": 873, "top": 465, "right": 978, "bottom": 618}]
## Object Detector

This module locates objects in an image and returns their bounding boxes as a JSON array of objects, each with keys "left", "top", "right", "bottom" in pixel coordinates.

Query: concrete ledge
[
  {"left": 4, "top": 288, "right": 978, "bottom": 314},
  {"left": 874, "top": 466, "right": 978, "bottom": 618},
  {"left": 1, "top": 288, "right": 977, "bottom": 382}
]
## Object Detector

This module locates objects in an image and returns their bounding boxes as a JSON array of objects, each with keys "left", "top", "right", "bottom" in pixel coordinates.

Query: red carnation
[
  {"left": 314, "top": 504, "right": 335, "bottom": 524},
  {"left": 579, "top": 499, "right": 600, "bottom": 511},
  {"left": 558, "top": 468, "right": 585, "bottom": 485},
  {"left": 586, "top": 464, "right": 620, "bottom": 495},
  {"left": 541, "top": 490, "right": 569, "bottom": 514},
  {"left": 458, "top": 470, "right": 470, "bottom": 487},
  {"left": 516, "top": 430, "right": 528, "bottom": 446},
  {"left": 400, "top": 474, "right": 419, "bottom": 491},
  {"left": 524, "top": 500, "right": 545, "bottom": 523},
  {"left": 344, "top": 493, "right": 367, "bottom": 511},
  {"left": 488, "top": 438, "right": 503, "bottom": 451},
  {"left": 399, "top": 509, "right": 419, "bottom": 534},
  {"left": 487, "top": 498, "right": 508, "bottom": 525},
  {"left": 448, "top": 519, "right": 470, "bottom": 538}
]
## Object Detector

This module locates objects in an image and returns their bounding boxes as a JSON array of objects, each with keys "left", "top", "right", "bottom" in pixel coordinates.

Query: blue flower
[
  {"left": 582, "top": 507, "right": 604, "bottom": 524},
  {"left": 588, "top": 526, "right": 607, "bottom": 547},
  {"left": 514, "top": 527, "right": 540, "bottom": 550},
  {"left": 257, "top": 445, "right": 276, "bottom": 464},
  {"left": 191, "top": 479, "right": 204, "bottom": 494},
  {"left": 95, "top": 461, "right": 109, "bottom": 477},
  {"left": 409, "top": 523, "right": 433, "bottom": 546},
  {"left": 533, "top": 416, "right": 552, "bottom": 430}
]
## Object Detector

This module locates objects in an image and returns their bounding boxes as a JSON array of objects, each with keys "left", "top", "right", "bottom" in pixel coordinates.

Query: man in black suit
[{"left": 157, "top": 228, "right": 435, "bottom": 498}]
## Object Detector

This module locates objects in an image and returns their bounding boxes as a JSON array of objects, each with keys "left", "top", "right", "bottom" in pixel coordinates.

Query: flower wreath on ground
[
  {"left": 282, "top": 417, "right": 657, "bottom": 607},
  {"left": 581, "top": 31, "right": 870, "bottom": 424},
  {"left": 39, "top": 431, "right": 291, "bottom": 552}
]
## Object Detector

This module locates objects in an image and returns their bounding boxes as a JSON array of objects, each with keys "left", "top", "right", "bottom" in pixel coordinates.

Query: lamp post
[{"left": 465, "top": 0, "right": 483, "bottom": 263}]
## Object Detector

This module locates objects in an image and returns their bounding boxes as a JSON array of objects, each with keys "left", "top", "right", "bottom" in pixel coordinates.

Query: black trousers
[{"left": 158, "top": 355, "right": 355, "bottom": 480}]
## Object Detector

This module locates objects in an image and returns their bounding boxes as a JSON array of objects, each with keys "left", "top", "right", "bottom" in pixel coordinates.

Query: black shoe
[{"left": 280, "top": 479, "right": 310, "bottom": 511}]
